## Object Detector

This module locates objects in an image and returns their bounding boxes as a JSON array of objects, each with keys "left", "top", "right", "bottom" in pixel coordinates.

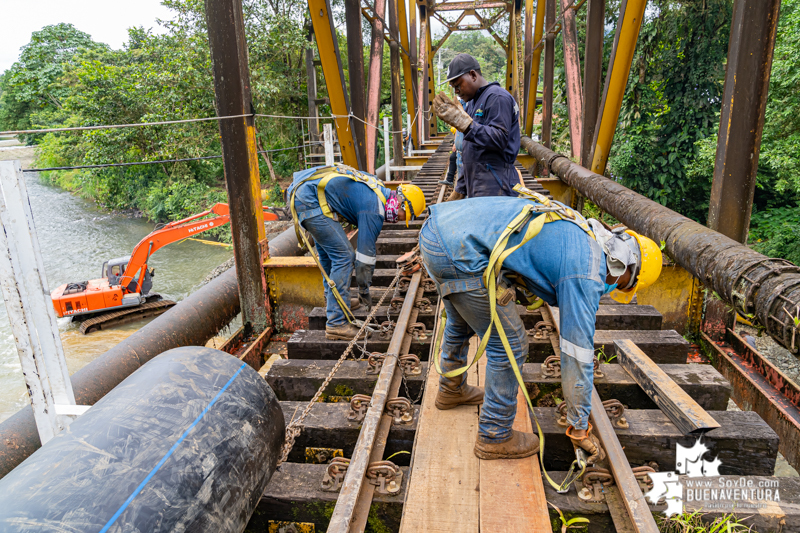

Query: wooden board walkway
[{"left": 399, "top": 339, "right": 551, "bottom": 532}]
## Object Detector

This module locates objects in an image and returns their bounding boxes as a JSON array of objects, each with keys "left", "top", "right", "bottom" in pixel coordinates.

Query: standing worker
[
  {"left": 288, "top": 165, "right": 426, "bottom": 340},
  {"left": 420, "top": 187, "right": 662, "bottom": 466},
  {"left": 433, "top": 53, "right": 521, "bottom": 201}
]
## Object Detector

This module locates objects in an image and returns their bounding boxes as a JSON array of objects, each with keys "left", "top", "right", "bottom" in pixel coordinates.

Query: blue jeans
[
  {"left": 419, "top": 220, "right": 529, "bottom": 443},
  {"left": 560, "top": 353, "right": 594, "bottom": 430},
  {"left": 300, "top": 213, "right": 354, "bottom": 327}
]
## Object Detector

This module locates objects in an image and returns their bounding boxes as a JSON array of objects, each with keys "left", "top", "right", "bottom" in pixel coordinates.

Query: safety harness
[
  {"left": 433, "top": 184, "right": 597, "bottom": 493},
  {"left": 289, "top": 165, "right": 389, "bottom": 326}
]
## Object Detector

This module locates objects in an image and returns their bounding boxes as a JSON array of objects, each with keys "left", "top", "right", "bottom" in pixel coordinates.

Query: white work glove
[{"left": 433, "top": 93, "right": 473, "bottom": 132}]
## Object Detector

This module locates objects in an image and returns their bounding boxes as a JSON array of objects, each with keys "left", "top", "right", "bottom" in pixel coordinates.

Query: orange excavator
[{"left": 51, "top": 203, "right": 282, "bottom": 334}]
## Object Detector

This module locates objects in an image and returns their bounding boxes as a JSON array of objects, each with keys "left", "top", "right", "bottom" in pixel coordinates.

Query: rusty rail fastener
[
  {"left": 602, "top": 399, "right": 629, "bottom": 429},
  {"left": 321, "top": 456, "right": 352, "bottom": 492},
  {"left": 531, "top": 320, "right": 553, "bottom": 340},
  {"left": 421, "top": 277, "right": 436, "bottom": 292},
  {"left": 390, "top": 296, "right": 405, "bottom": 311},
  {"left": 348, "top": 394, "right": 372, "bottom": 423},
  {"left": 385, "top": 397, "right": 414, "bottom": 425},
  {"left": 414, "top": 297, "right": 433, "bottom": 313},
  {"left": 556, "top": 401, "right": 569, "bottom": 427},
  {"left": 578, "top": 466, "right": 614, "bottom": 502},
  {"left": 399, "top": 354, "right": 422, "bottom": 376},
  {"left": 367, "top": 353, "right": 386, "bottom": 375},
  {"left": 593, "top": 355, "right": 604, "bottom": 378},
  {"left": 379, "top": 320, "right": 396, "bottom": 339},
  {"left": 366, "top": 460, "right": 403, "bottom": 495},
  {"left": 632, "top": 465, "right": 657, "bottom": 494},
  {"left": 541, "top": 355, "right": 561, "bottom": 378},
  {"left": 397, "top": 276, "right": 412, "bottom": 293},
  {"left": 407, "top": 322, "right": 429, "bottom": 340}
]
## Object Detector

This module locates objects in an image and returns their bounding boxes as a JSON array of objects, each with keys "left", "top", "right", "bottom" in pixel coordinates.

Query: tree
[{"left": 0, "top": 23, "right": 107, "bottom": 142}]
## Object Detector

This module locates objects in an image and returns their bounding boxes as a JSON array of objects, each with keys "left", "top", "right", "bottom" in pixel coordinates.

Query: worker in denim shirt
[
  {"left": 288, "top": 166, "right": 425, "bottom": 340},
  {"left": 419, "top": 196, "right": 662, "bottom": 460},
  {"left": 433, "top": 54, "right": 521, "bottom": 200}
]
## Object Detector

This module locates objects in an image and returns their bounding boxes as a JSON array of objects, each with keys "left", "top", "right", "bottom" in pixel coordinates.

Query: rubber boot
[
  {"left": 474, "top": 430, "right": 540, "bottom": 460},
  {"left": 325, "top": 323, "right": 370, "bottom": 341},
  {"left": 435, "top": 374, "right": 484, "bottom": 410}
]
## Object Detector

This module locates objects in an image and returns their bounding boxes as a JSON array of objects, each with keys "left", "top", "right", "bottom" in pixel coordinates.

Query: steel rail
[
  {"left": 521, "top": 136, "right": 800, "bottom": 355},
  {"left": 327, "top": 271, "right": 422, "bottom": 532}
]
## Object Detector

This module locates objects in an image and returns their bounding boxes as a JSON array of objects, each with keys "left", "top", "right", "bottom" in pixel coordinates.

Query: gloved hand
[
  {"left": 433, "top": 93, "right": 473, "bottom": 132},
  {"left": 358, "top": 289, "right": 373, "bottom": 312},
  {"left": 567, "top": 423, "right": 606, "bottom": 465}
]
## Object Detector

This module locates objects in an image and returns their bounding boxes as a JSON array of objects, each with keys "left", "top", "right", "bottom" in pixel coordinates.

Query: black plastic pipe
[
  {"left": 521, "top": 136, "right": 800, "bottom": 354},
  {"left": 0, "top": 227, "right": 301, "bottom": 479},
  {"left": 0, "top": 347, "right": 285, "bottom": 532}
]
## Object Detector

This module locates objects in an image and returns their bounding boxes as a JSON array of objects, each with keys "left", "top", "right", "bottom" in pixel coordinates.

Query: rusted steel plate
[
  {"left": 702, "top": 331, "right": 800, "bottom": 472},
  {"left": 615, "top": 339, "right": 719, "bottom": 435}
]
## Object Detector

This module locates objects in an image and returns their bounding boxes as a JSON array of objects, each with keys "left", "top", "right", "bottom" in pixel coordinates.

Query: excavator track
[{"left": 78, "top": 299, "right": 176, "bottom": 334}]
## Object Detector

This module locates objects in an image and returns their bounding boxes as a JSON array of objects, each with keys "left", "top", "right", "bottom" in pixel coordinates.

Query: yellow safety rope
[{"left": 432, "top": 202, "right": 589, "bottom": 492}]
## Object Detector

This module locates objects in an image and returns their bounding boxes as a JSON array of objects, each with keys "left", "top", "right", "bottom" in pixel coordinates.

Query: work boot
[
  {"left": 325, "top": 323, "right": 370, "bottom": 341},
  {"left": 438, "top": 178, "right": 454, "bottom": 187},
  {"left": 474, "top": 430, "right": 540, "bottom": 460},
  {"left": 435, "top": 375, "right": 484, "bottom": 410},
  {"left": 350, "top": 297, "right": 361, "bottom": 311}
]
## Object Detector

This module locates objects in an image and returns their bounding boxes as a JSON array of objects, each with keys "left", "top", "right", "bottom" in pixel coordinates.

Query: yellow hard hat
[
  {"left": 450, "top": 127, "right": 456, "bottom": 134},
  {"left": 609, "top": 230, "right": 663, "bottom": 304},
  {"left": 397, "top": 184, "right": 426, "bottom": 228}
]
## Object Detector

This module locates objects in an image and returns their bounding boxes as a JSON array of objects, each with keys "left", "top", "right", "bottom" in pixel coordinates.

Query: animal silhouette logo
[{"left": 644, "top": 438, "right": 721, "bottom": 517}]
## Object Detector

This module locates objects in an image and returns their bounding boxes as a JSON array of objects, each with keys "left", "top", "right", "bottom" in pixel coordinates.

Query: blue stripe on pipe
[{"left": 99, "top": 362, "right": 247, "bottom": 533}]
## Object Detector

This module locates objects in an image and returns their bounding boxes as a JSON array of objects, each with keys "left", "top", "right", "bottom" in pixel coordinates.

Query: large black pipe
[
  {"left": 522, "top": 136, "right": 800, "bottom": 353},
  {"left": 0, "top": 227, "right": 301, "bottom": 479},
  {"left": 0, "top": 347, "right": 285, "bottom": 532}
]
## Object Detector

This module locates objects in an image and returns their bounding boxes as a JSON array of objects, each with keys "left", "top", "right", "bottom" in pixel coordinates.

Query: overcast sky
[{"left": 0, "top": 0, "right": 174, "bottom": 73}]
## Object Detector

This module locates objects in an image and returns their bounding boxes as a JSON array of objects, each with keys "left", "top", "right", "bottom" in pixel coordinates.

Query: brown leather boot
[
  {"left": 435, "top": 375, "right": 484, "bottom": 410},
  {"left": 350, "top": 297, "right": 361, "bottom": 311},
  {"left": 474, "top": 430, "right": 540, "bottom": 460},
  {"left": 325, "top": 323, "right": 370, "bottom": 340}
]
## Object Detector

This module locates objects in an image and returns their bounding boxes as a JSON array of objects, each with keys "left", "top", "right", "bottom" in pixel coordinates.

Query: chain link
[{"left": 278, "top": 271, "right": 401, "bottom": 465}]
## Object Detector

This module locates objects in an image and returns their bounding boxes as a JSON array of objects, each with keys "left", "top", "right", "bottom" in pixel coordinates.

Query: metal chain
[{"left": 278, "top": 271, "right": 401, "bottom": 465}]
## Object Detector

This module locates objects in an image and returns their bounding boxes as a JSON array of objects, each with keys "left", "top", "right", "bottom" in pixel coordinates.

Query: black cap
[{"left": 443, "top": 53, "right": 481, "bottom": 85}]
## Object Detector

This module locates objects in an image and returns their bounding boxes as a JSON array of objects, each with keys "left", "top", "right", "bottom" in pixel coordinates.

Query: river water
[{"left": 0, "top": 171, "right": 233, "bottom": 423}]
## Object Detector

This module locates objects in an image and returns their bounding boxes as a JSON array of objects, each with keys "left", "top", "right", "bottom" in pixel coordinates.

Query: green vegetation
[{"left": 656, "top": 510, "right": 753, "bottom": 532}]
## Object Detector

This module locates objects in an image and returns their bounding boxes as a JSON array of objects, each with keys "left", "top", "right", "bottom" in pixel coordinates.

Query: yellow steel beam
[
  {"left": 505, "top": 0, "right": 517, "bottom": 101},
  {"left": 589, "top": 0, "right": 647, "bottom": 175},
  {"left": 524, "top": 0, "right": 545, "bottom": 135},
  {"left": 307, "top": 0, "right": 362, "bottom": 169}
]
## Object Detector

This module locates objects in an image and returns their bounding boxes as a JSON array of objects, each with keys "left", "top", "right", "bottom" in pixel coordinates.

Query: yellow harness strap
[
  {"left": 316, "top": 166, "right": 387, "bottom": 220},
  {"left": 289, "top": 166, "right": 388, "bottom": 326},
  {"left": 432, "top": 195, "right": 599, "bottom": 493}
]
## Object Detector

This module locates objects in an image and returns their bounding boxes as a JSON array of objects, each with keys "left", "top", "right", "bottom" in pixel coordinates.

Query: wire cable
[
  {"left": 0, "top": 113, "right": 256, "bottom": 136},
  {"left": 21, "top": 143, "right": 321, "bottom": 173}
]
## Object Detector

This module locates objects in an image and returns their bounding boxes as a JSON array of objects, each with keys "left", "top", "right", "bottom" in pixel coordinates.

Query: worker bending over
[
  {"left": 288, "top": 165, "right": 425, "bottom": 340},
  {"left": 420, "top": 190, "right": 661, "bottom": 460},
  {"left": 433, "top": 53, "right": 521, "bottom": 201}
]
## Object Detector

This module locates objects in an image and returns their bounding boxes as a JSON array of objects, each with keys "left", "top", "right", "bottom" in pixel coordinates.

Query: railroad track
[{"left": 246, "top": 139, "right": 784, "bottom": 532}]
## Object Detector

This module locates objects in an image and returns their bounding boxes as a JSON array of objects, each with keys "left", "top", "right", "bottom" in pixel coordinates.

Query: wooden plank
[
  {"left": 479, "top": 363, "right": 550, "bottom": 531},
  {"left": 286, "top": 328, "right": 689, "bottom": 364},
  {"left": 278, "top": 401, "right": 418, "bottom": 464},
  {"left": 521, "top": 362, "right": 731, "bottom": 411},
  {"left": 615, "top": 339, "right": 720, "bottom": 435},
  {"left": 255, "top": 462, "right": 406, "bottom": 532},
  {"left": 533, "top": 408, "right": 778, "bottom": 476},
  {"left": 399, "top": 338, "right": 481, "bottom": 533}
]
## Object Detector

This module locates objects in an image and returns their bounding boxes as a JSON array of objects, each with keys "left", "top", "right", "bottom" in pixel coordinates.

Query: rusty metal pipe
[
  {"left": 0, "top": 227, "right": 302, "bottom": 479},
  {"left": 521, "top": 136, "right": 800, "bottom": 354}
]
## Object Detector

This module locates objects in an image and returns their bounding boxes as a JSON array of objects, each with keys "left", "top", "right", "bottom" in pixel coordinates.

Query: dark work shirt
[{"left": 456, "top": 82, "right": 521, "bottom": 198}]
